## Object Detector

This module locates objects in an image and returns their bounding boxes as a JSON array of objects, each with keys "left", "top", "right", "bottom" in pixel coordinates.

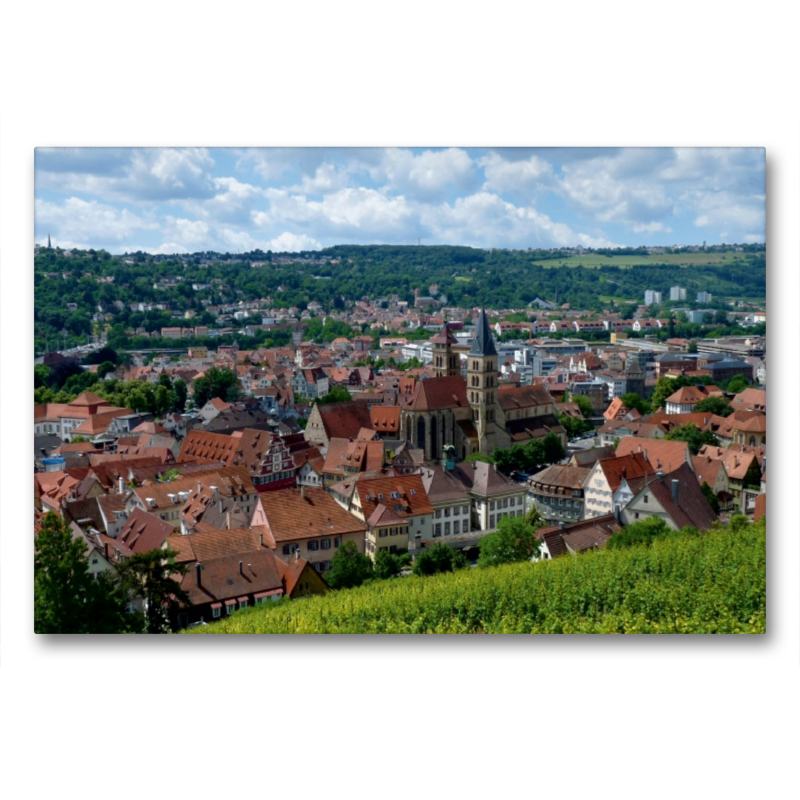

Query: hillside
[
  {"left": 34, "top": 243, "right": 765, "bottom": 354},
  {"left": 184, "top": 520, "right": 765, "bottom": 634}
]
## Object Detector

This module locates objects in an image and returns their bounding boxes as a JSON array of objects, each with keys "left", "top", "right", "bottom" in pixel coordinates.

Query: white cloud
[
  {"left": 368, "top": 147, "right": 478, "bottom": 201},
  {"left": 35, "top": 197, "right": 160, "bottom": 247},
  {"left": 36, "top": 148, "right": 217, "bottom": 202},
  {"left": 633, "top": 222, "right": 672, "bottom": 234},
  {"left": 479, "top": 151, "right": 553, "bottom": 194},
  {"left": 423, "top": 192, "right": 617, "bottom": 249},
  {"left": 268, "top": 232, "right": 322, "bottom": 251}
]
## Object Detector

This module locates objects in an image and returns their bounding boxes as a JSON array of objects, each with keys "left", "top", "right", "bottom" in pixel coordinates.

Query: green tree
[
  {"left": 692, "top": 396, "right": 733, "bottom": 417},
  {"left": 477, "top": 515, "right": 540, "bottom": 567},
  {"left": 621, "top": 392, "right": 652, "bottom": 416},
  {"left": 192, "top": 366, "right": 242, "bottom": 407},
  {"left": 559, "top": 413, "right": 593, "bottom": 439},
  {"left": 327, "top": 540, "right": 374, "bottom": 589},
  {"left": 723, "top": 374, "right": 750, "bottom": 394},
  {"left": 35, "top": 512, "right": 138, "bottom": 634},
  {"left": 373, "top": 550, "right": 403, "bottom": 580},
  {"left": 572, "top": 394, "right": 594, "bottom": 419},
  {"left": 701, "top": 481, "right": 721, "bottom": 514},
  {"left": 117, "top": 547, "right": 190, "bottom": 633},
  {"left": 318, "top": 385, "right": 352, "bottom": 404},
  {"left": 664, "top": 423, "right": 719, "bottom": 455},
  {"left": 172, "top": 378, "right": 188, "bottom": 412},
  {"left": 542, "top": 432, "right": 566, "bottom": 464},
  {"left": 606, "top": 517, "right": 670, "bottom": 550},
  {"left": 412, "top": 543, "right": 468, "bottom": 576}
]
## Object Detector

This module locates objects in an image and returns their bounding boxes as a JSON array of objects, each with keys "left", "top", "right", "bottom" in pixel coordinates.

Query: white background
[{"left": 1, "top": 3, "right": 797, "bottom": 798}]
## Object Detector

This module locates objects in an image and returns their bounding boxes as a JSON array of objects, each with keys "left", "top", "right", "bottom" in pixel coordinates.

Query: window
[
  {"left": 434, "top": 523, "right": 442, "bottom": 537},
  {"left": 379, "top": 529, "right": 387, "bottom": 538},
  {"left": 212, "top": 606, "right": 221, "bottom": 619},
  {"left": 239, "top": 599, "right": 248, "bottom": 609},
  {"left": 321, "top": 538, "right": 331, "bottom": 549},
  {"left": 643, "top": 494, "right": 649, "bottom": 504},
  {"left": 462, "top": 505, "right": 469, "bottom": 515},
  {"left": 453, "top": 520, "right": 460, "bottom": 535},
  {"left": 334, "top": 536, "right": 341, "bottom": 547},
  {"left": 435, "top": 509, "right": 442, "bottom": 519},
  {"left": 489, "top": 514, "right": 495, "bottom": 528},
  {"left": 444, "top": 507, "right": 450, "bottom": 517},
  {"left": 444, "top": 522, "right": 451, "bottom": 536},
  {"left": 282, "top": 544, "right": 296, "bottom": 555},
  {"left": 308, "top": 541, "right": 319, "bottom": 551},
  {"left": 91, "top": 558, "right": 98, "bottom": 564},
  {"left": 226, "top": 603, "right": 236, "bottom": 615},
  {"left": 503, "top": 498, "right": 508, "bottom": 508}
]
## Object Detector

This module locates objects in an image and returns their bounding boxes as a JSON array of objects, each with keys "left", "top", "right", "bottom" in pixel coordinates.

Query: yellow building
[{"left": 365, "top": 504, "right": 409, "bottom": 560}]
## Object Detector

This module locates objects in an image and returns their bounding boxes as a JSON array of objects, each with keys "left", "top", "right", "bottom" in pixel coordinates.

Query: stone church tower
[
  {"left": 430, "top": 322, "right": 460, "bottom": 378},
  {"left": 467, "top": 309, "right": 504, "bottom": 455}
]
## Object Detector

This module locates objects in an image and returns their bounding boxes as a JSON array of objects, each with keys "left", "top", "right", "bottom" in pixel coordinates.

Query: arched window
[
  {"left": 417, "top": 417, "right": 426, "bottom": 450},
  {"left": 430, "top": 415, "right": 438, "bottom": 458}
]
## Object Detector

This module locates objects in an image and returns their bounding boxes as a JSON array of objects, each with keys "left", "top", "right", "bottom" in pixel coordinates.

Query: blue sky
[{"left": 34, "top": 147, "right": 766, "bottom": 253}]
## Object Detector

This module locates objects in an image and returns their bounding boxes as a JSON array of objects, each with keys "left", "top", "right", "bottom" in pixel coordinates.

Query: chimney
[
  {"left": 195, "top": 563, "right": 202, "bottom": 587},
  {"left": 301, "top": 485, "right": 306, "bottom": 500},
  {"left": 671, "top": 479, "right": 679, "bottom": 505},
  {"left": 118, "top": 476, "right": 125, "bottom": 495},
  {"left": 644, "top": 449, "right": 648, "bottom": 462},
  {"left": 294, "top": 548, "right": 300, "bottom": 563},
  {"left": 656, "top": 471, "right": 664, "bottom": 483},
  {"left": 638, "top": 444, "right": 642, "bottom": 453},
  {"left": 239, "top": 560, "right": 243, "bottom": 576}
]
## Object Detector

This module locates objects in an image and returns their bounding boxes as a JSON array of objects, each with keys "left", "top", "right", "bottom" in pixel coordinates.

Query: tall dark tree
[
  {"left": 34, "top": 512, "right": 138, "bottom": 634},
  {"left": 117, "top": 547, "right": 190, "bottom": 633}
]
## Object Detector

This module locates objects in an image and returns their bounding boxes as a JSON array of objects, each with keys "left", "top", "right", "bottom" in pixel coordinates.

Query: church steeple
[
  {"left": 47, "top": 233, "right": 52, "bottom": 249},
  {"left": 431, "top": 321, "right": 459, "bottom": 378},
  {"left": 467, "top": 309, "right": 501, "bottom": 455},
  {"left": 469, "top": 307, "right": 498, "bottom": 357}
]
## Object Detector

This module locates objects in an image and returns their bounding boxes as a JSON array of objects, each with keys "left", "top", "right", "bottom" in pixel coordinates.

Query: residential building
[
  {"left": 644, "top": 289, "right": 662, "bottom": 306},
  {"left": 536, "top": 514, "right": 622, "bottom": 560},
  {"left": 619, "top": 463, "right": 717, "bottom": 531},
  {"left": 250, "top": 486, "right": 368, "bottom": 572},
  {"left": 583, "top": 452, "right": 650, "bottom": 518},
  {"left": 527, "top": 464, "right": 590, "bottom": 524},
  {"left": 615, "top": 436, "right": 692, "bottom": 474}
]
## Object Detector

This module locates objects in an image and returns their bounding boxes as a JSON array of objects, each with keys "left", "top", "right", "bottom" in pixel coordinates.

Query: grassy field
[
  {"left": 530, "top": 252, "right": 745, "bottom": 269},
  {"left": 184, "top": 520, "right": 765, "bottom": 635}
]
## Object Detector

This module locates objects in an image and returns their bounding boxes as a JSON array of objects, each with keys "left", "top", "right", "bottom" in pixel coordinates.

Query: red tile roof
[{"left": 260, "top": 487, "right": 367, "bottom": 543}]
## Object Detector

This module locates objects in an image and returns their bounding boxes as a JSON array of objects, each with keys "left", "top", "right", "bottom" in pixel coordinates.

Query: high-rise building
[
  {"left": 644, "top": 290, "right": 662, "bottom": 306},
  {"left": 697, "top": 291, "right": 713, "bottom": 303},
  {"left": 670, "top": 286, "right": 686, "bottom": 301}
]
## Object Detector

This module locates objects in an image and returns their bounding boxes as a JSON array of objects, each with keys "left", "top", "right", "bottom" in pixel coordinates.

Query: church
[{"left": 399, "top": 310, "right": 566, "bottom": 463}]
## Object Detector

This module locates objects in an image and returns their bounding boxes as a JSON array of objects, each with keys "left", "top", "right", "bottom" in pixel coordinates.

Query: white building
[
  {"left": 697, "top": 291, "right": 713, "bottom": 303},
  {"left": 644, "top": 290, "right": 662, "bottom": 306},
  {"left": 669, "top": 286, "right": 687, "bottom": 301}
]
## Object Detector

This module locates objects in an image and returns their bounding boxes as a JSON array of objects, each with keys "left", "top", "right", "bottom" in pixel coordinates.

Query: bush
[{"left": 412, "top": 543, "right": 468, "bottom": 576}]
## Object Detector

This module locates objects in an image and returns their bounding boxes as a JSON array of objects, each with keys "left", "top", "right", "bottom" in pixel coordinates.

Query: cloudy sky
[{"left": 34, "top": 147, "right": 765, "bottom": 254}]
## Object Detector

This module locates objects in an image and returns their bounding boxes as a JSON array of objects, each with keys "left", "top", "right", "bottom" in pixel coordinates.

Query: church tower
[
  {"left": 430, "top": 322, "right": 460, "bottom": 378},
  {"left": 467, "top": 309, "right": 502, "bottom": 455}
]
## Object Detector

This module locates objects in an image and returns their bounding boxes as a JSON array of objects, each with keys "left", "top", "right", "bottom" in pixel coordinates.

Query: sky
[{"left": 33, "top": 147, "right": 766, "bottom": 254}]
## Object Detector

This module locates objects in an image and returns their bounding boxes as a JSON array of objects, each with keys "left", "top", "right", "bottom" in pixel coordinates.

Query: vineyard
[{"left": 183, "top": 520, "right": 766, "bottom": 635}]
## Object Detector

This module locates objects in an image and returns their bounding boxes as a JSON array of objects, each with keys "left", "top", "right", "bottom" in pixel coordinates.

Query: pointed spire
[
  {"left": 47, "top": 233, "right": 52, "bottom": 249},
  {"left": 469, "top": 308, "right": 497, "bottom": 357}
]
